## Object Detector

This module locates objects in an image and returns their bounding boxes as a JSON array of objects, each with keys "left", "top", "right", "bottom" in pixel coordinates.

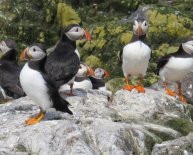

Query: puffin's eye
[
  {"left": 144, "top": 22, "right": 147, "bottom": 26},
  {"left": 33, "top": 48, "right": 36, "bottom": 52},
  {"left": 76, "top": 28, "right": 79, "bottom": 32}
]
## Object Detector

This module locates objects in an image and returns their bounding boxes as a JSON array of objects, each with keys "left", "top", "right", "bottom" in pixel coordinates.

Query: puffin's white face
[
  {"left": 0, "top": 41, "right": 11, "bottom": 55},
  {"left": 94, "top": 68, "right": 105, "bottom": 78},
  {"left": 182, "top": 40, "right": 193, "bottom": 54},
  {"left": 20, "top": 45, "right": 46, "bottom": 61},
  {"left": 76, "top": 64, "right": 88, "bottom": 77},
  {"left": 65, "top": 26, "right": 85, "bottom": 41},
  {"left": 133, "top": 20, "right": 148, "bottom": 36},
  {"left": 65, "top": 25, "right": 92, "bottom": 41},
  {"left": 76, "top": 64, "right": 94, "bottom": 77},
  {"left": 94, "top": 68, "right": 110, "bottom": 79}
]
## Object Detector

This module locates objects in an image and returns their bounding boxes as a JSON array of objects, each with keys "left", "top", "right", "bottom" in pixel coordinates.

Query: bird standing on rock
[
  {"left": 120, "top": 14, "right": 151, "bottom": 93},
  {"left": 0, "top": 39, "right": 25, "bottom": 102},
  {"left": 20, "top": 44, "right": 73, "bottom": 125},
  {"left": 156, "top": 39, "right": 193, "bottom": 103},
  {"left": 44, "top": 3, "right": 91, "bottom": 95}
]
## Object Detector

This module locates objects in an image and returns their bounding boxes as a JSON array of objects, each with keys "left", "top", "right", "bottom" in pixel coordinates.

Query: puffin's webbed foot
[
  {"left": 178, "top": 95, "right": 187, "bottom": 104},
  {"left": 135, "top": 85, "right": 145, "bottom": 93},
  {"left": 25, "top": 112, "right": 45, "bottom": 125},
  {"left": 165, "top": 88, "right": 176, "bottom": 97},
  {"left": 123, "top": 85, "right": 134, "bottom": 91}
]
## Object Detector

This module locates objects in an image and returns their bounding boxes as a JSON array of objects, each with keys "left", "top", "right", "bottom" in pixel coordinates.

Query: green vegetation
[
  {"left": 0, "top": 0, "right": 192, "bottom": 89},
  {"left": 164, "top": 117, "right": 193, "bottom": 136}
]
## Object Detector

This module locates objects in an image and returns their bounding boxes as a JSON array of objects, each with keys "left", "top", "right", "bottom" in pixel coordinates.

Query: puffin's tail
[{"left": 52, "top": 92, "right": 73, "bottom": 115}]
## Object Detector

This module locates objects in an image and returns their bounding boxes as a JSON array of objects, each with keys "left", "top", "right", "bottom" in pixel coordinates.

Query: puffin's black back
[
  {"left": 155, "top": 45, "right": 193, "bottom": 75},
  {"left": 45, "top": 34, "right": 80, "bottom": 88},
  {"left": 89, "top": 77, "right": 105, "bottom": 89},
  {"left": 0, "top": 49, "right": 25, "bottom": 98}
]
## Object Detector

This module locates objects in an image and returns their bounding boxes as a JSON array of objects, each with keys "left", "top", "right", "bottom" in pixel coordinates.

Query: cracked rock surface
[{"left": 0, "top": 89, "right": 193, "bottom": 155}]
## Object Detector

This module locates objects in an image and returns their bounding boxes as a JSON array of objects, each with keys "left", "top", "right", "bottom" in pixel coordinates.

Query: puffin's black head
[
  {"left": 20, "top": 43, "right": 47, "bottom": 61},
  {"left": 181, "top": 39, "right": 193, "bottom": 55},
  {"left": 133, "top": 15, "right": 148, "bottom": 37},
  {"left": 0, "top": 39, "right": 16, "bottom": 55},
  {"left": 63, "top": 24, "right": 91, "bottom": 41},
  {"left": 94, "top": 68, "right": 110, "bottom": 79}
]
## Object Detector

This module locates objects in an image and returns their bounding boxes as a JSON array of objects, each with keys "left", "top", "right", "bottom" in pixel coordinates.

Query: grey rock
[
  {"left": 152, "top": 133, "right": 193, "bottom": 155},
  {"left": 0, "top": 89, "right": 193, "bottom": 154},
  {"left": 111, "top": 89, "right": 185, "bottom": 122}
]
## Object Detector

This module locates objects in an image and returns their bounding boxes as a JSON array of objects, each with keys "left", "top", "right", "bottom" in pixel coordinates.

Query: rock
[
  {"left": 0, "top": 88, "right": 193, "bottom": 154},
  {"left": 152, "top": 133, "right": 193, "bottom": 155}
]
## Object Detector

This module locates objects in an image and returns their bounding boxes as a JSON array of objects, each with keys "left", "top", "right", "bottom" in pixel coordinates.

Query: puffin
[
  {"left": 20, "top": 43, "right": 73, "bottom": 125},
  {"left": 89, "top": 68, "right": 110, "bottom": 90},
  {"left": 45, "top": 24, "right": 91, "bottom": 95},
  {"left": 156, "top": 39, "right": 193, "bottom": 103},
  {"left": 0, "top": 39, "right": 25, "bottom": 102},
  {"left": 59, "top": 63, "right": 94, "bottom": 91},
  {"left": 120, "top": 15, "right": 151, "bottom": 93}
]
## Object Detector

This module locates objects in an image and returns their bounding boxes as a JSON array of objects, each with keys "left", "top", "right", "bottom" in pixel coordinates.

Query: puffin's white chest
[
  {"left": 159, "top": 57, "right": 193, "bottom": 82},
  {"left": 20, "top": 64, "right": 53, "bottom": 111},
  {"left": 122, "top": 41, "right": 151, "bottom": 76},
  {"left": 60, "top": 78, "right": 92, "bottom": 91}
]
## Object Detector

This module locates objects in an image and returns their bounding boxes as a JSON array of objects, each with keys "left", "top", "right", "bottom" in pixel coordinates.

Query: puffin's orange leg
[
  {"left": 64, "top": 84, "right": 76, "bottom": 96},
  {"left": 25, "top": 110, "right": 45, "bottom": 125},
  {"left": 135, "top": 76, "right": 145, "bottom": 93},
  {"left": 163, "top": 82, "right": 176, "bottom": 96},
  {"left": 123, "top": 77, "right": 134, "bottom": 91},
  {"left": 177, "top": 82, "right": 187, "bottom": 104}
]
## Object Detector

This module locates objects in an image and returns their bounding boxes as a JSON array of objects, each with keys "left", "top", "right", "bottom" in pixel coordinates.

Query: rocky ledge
[{"left": 0, "top": 88, "right": 193, "bottom": 155}]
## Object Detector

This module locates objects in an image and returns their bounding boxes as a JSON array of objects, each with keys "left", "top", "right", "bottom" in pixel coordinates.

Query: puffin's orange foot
[
  {"left": 25, "top": 113, "right": 45, "bottom": 125},
  {"left": 166, "top": 88, "right": 176, "bottom": 97},
  {"left": 123, "top": 85, "right": 134, "bottom": 91},
  {"left": 135, "top": 85, "right": 145, "bottom": 93},
  {"left": 25, "top": 118, "right": 36, "bottom": 125},
  {"left": 179, "top": 95, "right": 187, "bottom": 104}
]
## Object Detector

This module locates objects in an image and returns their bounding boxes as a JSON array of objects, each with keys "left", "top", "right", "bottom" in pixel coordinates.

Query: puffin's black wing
[
  {"left": 41, "top": 73, "right": 73, "bottom": 115},
  {"left": 0, "top": 61, "right": 24, "bottom": 98},
  {"left": 155, "top": 55, "right": 170, "bottom": 75},
  {"left": 89, "top": 77, "right": 105, "bottom": 89},
  {"left": 118, "top": 49, "right": 123, "bottom": 64},
  {"left": 45, "top": 50, "right": 80, "bottom": 87}
]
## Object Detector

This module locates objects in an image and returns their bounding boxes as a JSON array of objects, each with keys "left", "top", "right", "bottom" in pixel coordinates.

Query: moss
[
  {"left": 144, "top": 132, "right": 162, "bottom": 155},
  {"left": 106, "top": 78, "right": 125, "bottom": 93},
  {"left": 85, "top": 55, "right": 102, "bottom": 68},
  {"left": 164, "top": 118, "right": 193, "bottom": 136},
  {"left": 16, "top": 144, "right": 27, "bottom": 152},
  {"left": 147, "top": 129, "right": 176, "bottom": 141},
  {"left": 120, "top": 31, "right": 133, "bottom": 44},
  {"left": 188, "top": 106, "right": 193, "bottom": 121}
]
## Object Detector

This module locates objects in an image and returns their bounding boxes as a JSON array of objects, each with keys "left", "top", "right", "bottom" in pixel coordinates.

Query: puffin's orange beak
[
  {"left": 20, "top": 48, "right": 31, "bottom": 61},
  {"left": 84, "top": 29, "right": 92, "bottom": 41},
  {"left": 104, "top": 70, "right": 110, "bottom": 78},
  {"left": 88, "top": 67, "right": 95, "bottom": 76},
  {"left": 137, "top": 24, "right": 142, "bottom": 37}
]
